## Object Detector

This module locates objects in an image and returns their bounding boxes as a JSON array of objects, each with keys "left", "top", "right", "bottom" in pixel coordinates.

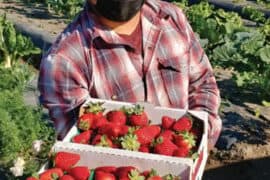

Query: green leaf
[{"left": 258, "top": 46, "right": 270, "bottom": 63}]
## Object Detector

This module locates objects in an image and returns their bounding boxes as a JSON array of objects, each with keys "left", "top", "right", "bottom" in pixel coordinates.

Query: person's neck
[{"left": 98, "top": 12, "right": 141, "bottom": 35}]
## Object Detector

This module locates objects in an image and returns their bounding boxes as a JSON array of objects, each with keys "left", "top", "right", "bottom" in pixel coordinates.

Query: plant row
[
  {"left": 0, "top": 15, "right": 56, "bottom": 180},
  {"left": 177, "top": 1, "right": 270, "bottom": 102}
]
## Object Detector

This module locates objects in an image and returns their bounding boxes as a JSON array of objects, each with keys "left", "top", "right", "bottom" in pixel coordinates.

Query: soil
[{"left": 1, "top": 2, "right": 270, "bottom": 180}]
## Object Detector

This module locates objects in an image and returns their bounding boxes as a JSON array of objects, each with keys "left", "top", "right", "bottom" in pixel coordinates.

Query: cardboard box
[{"left": 57, "top": 98, "right": 208, "bottom": 180}]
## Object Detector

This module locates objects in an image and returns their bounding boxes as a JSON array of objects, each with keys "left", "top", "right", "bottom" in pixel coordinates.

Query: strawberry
[
  {"left": 159, "top": 130, "right": 174, "bottom": 141},
  {"left": 120, "top": 134, "right": 140, "bottom": 151},
  {"left": 98, "top": 123, "right": 129, "bottom": 138},
  {"left": 173, "top": 147, "right": 189, "bottom": 157},
  {"left": 134, "top": 125, "right": 161, "bottom": 145},
  {"left": 77, "top": 113, "right": 94, "bottom": 131},
  {"left": 127, "top": 105, "right": 149, "bottom": 126},
  {"left": 26, "top": 177, "right": 38, "bottom": 180},
  {"left": 106, "top": 110, "right": 127, "bottom": 125},
  {"left": 60, "top": 175, "right": 75, "bottom": 180},
  {"left": 153, "top": 137, "right": 178, "bottom": 156},
  {"left": 39, "top": 168, "right": 64, "bottom": 180},
  {"left": 92, "top": 116, "right": 109, "bottom": 129},
  {"left": 54, "top": 151, "right": 80, "bottom": 171},
  {"left": 92, "top": 135, "right": 113, "bottom": 147},
  {"left": 161, "top": 116, "right": 176, "bottom": 129},
  {"left": 115, "top": 166, "right": 136, "bottom": 179},
  {"left": 84, "top": 102, "right": 105, "bottom": 117},
  {"left": 95, "top": 166, "right": 117, "bottom": 174},
  {"left": 172, "top": 115, "right": 192, "bottom": 132},
  {"left": 142, "top": 169, "right": 158, "bottom": 179},
  {"left": 95, "top": 171, "right": 116, "bottom": 180},
  {"left": 173, "top": 132, "right": 195, "bottom": 150},
  {"left": 139, "top": 145, "right": 150, "bottom": 153},
  {"left": 81, "top": 102, "right": 106, "bottom": 130},
  {"left": 147, "top": 176, "right": 163, "bottom": 180},
  {"left": 72, "top": 130, "right": 92, "bottom": 144},
  {"left": 128, "top": 169, "right": 145, "bottom": 180},
  {"left": 68, "top": 166, "right": 90, "bottom": 180}
]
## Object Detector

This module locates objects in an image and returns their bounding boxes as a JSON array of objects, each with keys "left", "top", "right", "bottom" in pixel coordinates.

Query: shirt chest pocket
[
  {"left": 157, "top": 55, "right": 189, "bottom": 74},
  {"left": 155, "top": 56, "right": 189, "bottom": 107}
]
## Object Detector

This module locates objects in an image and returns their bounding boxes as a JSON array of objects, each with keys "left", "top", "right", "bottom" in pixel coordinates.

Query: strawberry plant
[
  {"left": 0, "top": 90, "right": 56, "bottom": 179},
  {"left": 45, "top": 0, "right": 85, "bottom": 19},
  {"left": 0, "top": 15, "right": 40, "bottom": 68}
]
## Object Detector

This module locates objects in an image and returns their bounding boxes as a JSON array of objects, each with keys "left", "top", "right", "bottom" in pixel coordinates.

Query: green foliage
[
  {"left": 0, "top": 15, "right": 41, "bottom": 68},
  {"left": 46, "top": 0, "right": 85, "bottom": 19},
  {"left": 185, "top": 2, "right": 244, "bottom": 51},
  {"left": 0, "top": 63, "right": 34, "bottom": 92},
  {"left": 0, "top": 90, "right": 56, "bottom": 178},
  {"left": 242, "top": 6, "right": 266, "bottom": 23},
  {"left": 174, "top": 1, "right": 270, "bottom": 101}
]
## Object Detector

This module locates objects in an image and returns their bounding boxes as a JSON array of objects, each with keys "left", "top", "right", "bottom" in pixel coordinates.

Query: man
[{"left": 38, "top": 0, "right": 222, "bottom": 149}]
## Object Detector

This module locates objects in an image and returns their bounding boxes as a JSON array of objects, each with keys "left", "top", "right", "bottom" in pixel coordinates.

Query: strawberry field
[{"left": 0, "top": 0, "right": 270, "bottom": 180}]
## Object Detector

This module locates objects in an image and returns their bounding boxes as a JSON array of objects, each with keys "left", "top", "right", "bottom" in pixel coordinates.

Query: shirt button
[{"left": 111, "top": 95, "right": 117, "bottom": 100}]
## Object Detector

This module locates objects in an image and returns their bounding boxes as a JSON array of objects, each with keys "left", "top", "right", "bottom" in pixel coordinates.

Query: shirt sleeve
[
  {"left": 173, "top": 6, "right": 222, "bottom": 148},
  {"left": 38, "top": 36, "right": 91, "bottom": 139}
]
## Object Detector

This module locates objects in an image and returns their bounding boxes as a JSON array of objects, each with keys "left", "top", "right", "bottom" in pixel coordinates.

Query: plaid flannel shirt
[{"left": 38, "top": 0, "right": 222, "bottom": 148}]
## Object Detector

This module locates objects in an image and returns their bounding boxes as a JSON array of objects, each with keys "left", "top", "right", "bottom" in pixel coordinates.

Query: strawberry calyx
[
  {"left": 95, "top": 135, "right": 112, "bottom": 147},
  {"left": 174, "top": 131, "right": 196, "bottom": 149},
  {"left": 84, "top": 102, "right": 105, "bottom": 114},
  {"left": 120, "top": 134, "right": 140, "bottom": 151},
  {"left": 128, "top": 169, "right": 145, "bottom": 180}
]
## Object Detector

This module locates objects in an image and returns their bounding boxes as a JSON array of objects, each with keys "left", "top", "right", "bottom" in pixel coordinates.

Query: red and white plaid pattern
[{"left": 38, "top": 0, "right": 222, "bottom": 147}]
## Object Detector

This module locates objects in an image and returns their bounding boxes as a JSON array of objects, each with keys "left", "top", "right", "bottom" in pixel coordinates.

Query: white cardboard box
[{"left": 55, "top": 98, "right": 208, "bottom": 180}]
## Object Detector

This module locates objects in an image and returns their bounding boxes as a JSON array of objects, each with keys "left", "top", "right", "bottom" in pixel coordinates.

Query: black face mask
[{"left": 95, "top": 0, "right": 145, "bottom": 22}]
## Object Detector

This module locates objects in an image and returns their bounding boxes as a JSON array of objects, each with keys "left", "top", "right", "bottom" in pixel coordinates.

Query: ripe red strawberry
[
  {"left": 98, "top": 123, "right": 129, "bottom": 138},
  {"left": 139, "top": 145, "right": 150, "bottom": 153},
  {"left": 173, "top": 132, "right": 195, "bottom": 150},
  {"left": 159, "top": 130, "right": 174, "bottom": 141},
  {"left": 68, "top": 166, "right": 90, "bottom": 180},
  {"left": 153, "top": 137, "right": 178, "bottom": 156},
  {"left": 39, "top": 168, "right": 64, "bottom": 180},
  {"left": 82, "top": 102, "right": 106, "bottom": 130},
  {"left": 115, "top": 166, "right": 136, "bottom": 179},
  {"left": 77, "top": 113, "right": 94, "bottom": 131},
  {"left": 72, "top": 130, "right": 92, "bottom": 144},
  {"left": 92, "top": 135, "right": 113, "bottom": 147},
  {"left": 92, "top": 116, "right": 109, "bottom": 129},
  {"left": 141, "top": 169, "right": 158, "bottom": 179},
  {"left": 95, "top": 166, "right": 117, "bottom": 174},
  {"left": 106, "top": 110, "right": 127, "bottom": 125},
  {"left": 172, "top": 116, "right": 192, "bottom": 132},
  {"left": 173, "top": 147, "right": 189, "bottom": 157},
  {"left": 134, "top": 125, "right": 161, "bottom": 145},
  {"left": 147, "top": 176, "right": 163, "bottom": 180},
  {"left": 128, "top": 105, "right": 149, "bottom": 126},
  {"left": 26, "top": 177, "right": 38, "bottom": 180},
  {"left": 95, "top": 171, "right": 116, "bottom": 180},
  {"left": 60, "top": 175, "right": 75, "bottom": 180},
  {"left": 161, "top": 116, "right": 176, "bottom": 129},
  {"left": 54, "top": 151, "right": 80, "bottom": 171}
]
